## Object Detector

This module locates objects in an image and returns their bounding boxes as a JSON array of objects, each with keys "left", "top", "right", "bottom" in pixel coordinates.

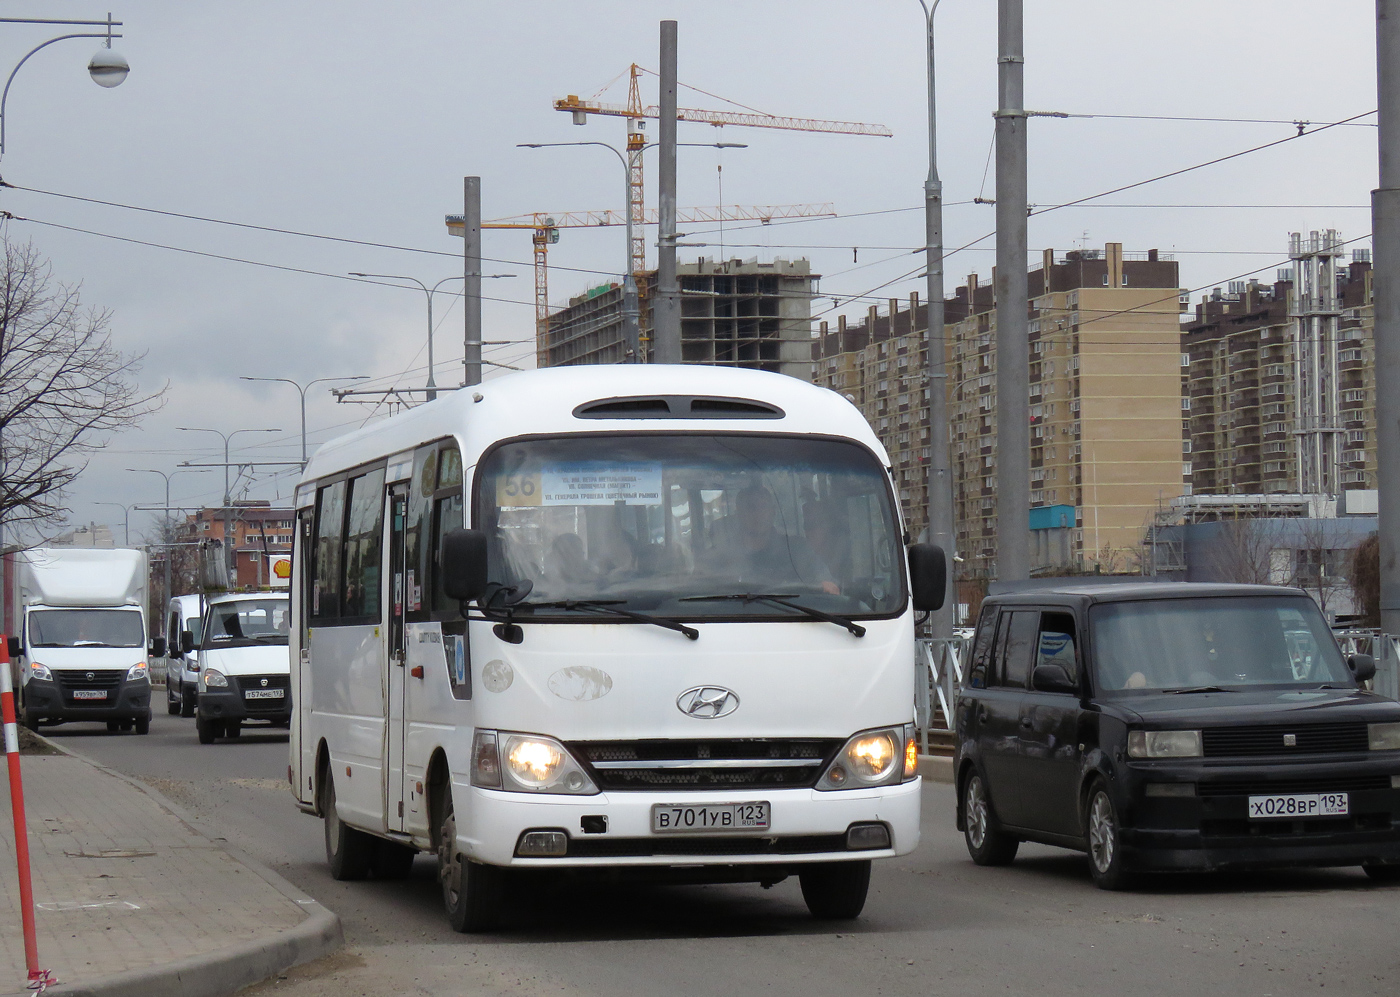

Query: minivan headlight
[
  {"left": 1369, "top": 722, "right": 1400, "bottom": 751},
  {"left": 472, "top": 730, "right": 598, "bottom": 795},
  {"left": 126, "top": 662, "right": 148, "bottom": 682},
  {"left": 1128, "top": 729, "right": 1203, "bottom": 759},
  {"left": 202, "top": 668, "right": 228, "bottom": 689},
  {"left": 818, "top": 725, "right": 914, "bottom": 790},
  {"left": 28, "top": 661, "right": 52, "bottom": 681}
]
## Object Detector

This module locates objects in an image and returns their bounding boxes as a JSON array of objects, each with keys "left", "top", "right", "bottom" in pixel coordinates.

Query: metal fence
[{"left": 1335, "top": 629, "right": 1400, "bottom": 701}]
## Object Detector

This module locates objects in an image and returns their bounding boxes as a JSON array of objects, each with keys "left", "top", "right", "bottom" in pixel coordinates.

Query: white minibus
[{"left": 288, "top": 365, "right": 945, "bottom": 931}]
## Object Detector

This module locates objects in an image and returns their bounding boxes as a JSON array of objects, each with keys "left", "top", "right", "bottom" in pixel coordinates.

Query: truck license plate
[
  {"left": 1248, "top": 793, "right": 1349, "bottom": 819},
  {"left": 244, "top": 689, "right": 285, "bottom": 699},
  {"left": 651, "top": 802, "right": 770, "bottom": 833},
  {"left": 72, "top": 689, "right": 107, "bottom": 700}
]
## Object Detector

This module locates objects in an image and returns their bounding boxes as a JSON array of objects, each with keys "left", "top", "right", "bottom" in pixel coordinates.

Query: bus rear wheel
[
  {"left": 437, "top": 791, "right": 503, "bottom": 932},
  {"left": 322, "top": 772, "right": 372, "bottom": 880},
  {"left": 799, "top": 860, "right": 871, "bottom": 920}
]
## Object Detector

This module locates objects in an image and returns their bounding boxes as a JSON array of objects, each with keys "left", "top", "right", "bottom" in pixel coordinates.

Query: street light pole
[
  {"left": 126, "top": 467, "right": 210, "bottom": 620},
  {"left": 348, "top": 274, "right": 464, "bottom": 400},
  {"left": 93, "top": 501, "right": 130, "bottom": 546},
  {"left": 175, "top": 427, "right": 280, "bottom": 505},
  {"left": 915, "top": 0, "right": 954, "bottom": 638},
  {"left": 240, "top": 375, "right": 368, "bottom": 466}
]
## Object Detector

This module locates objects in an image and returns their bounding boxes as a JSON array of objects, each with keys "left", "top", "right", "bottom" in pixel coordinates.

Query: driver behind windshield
[{"left": 707, "top": 484, "right": 838, "bottom": 595}]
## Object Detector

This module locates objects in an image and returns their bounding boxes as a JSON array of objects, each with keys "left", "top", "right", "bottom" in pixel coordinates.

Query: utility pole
[
  {"left": 918, "top": 0, "right": 954, "bottom": 637},
  {"left": 654, "top": 19, "right": 681, "bottom": 363},
  {"left": 994, "top": 0, "right": 1029, "bottom": 583},
  {"left": 463, "top": 176, "right": 483, "bottom": 387},
  {"left": 1376, "top": 0, "right": 1400, "bottom": 635}
]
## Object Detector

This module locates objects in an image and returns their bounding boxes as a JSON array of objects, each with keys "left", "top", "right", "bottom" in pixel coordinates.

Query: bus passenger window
[
  {"left": 343, "top": 468, "right": 386, "bottom": 619},
  {"left": 312, "top": 480, "right": 346, "bottom": 619}
]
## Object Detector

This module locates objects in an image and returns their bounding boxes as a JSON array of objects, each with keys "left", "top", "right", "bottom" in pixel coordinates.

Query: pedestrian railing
[
  {"left": 914, "top": 636, "right": 968, "bottom": 749},
  {"left": 1333, "top": 629, "right": 1400, "bottom": 700}
]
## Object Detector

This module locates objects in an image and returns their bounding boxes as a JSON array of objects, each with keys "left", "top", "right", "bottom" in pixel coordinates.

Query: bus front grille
[{"left": 569, "top": 739, "right": 841, "bottom": 792}]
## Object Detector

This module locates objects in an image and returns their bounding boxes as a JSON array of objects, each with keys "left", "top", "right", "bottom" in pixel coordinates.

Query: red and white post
[{"left": 1, "top": 636, "right": 52, "bottom": 990}]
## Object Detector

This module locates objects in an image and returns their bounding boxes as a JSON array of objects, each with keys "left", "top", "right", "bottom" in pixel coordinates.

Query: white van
[
  {"left": 288, "top": 365, "right": 945, "bottom": 931},
  {"left": 163, "top": 593, "right": 204, "bottom": 717},
  {"left": 192, "top": 593, "right": 291, "bottom": 743}
]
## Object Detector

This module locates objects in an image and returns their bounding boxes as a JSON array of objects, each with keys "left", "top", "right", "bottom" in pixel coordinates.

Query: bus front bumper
[{"left": 456, "top": 776, "right": 922, "bottom": 869}]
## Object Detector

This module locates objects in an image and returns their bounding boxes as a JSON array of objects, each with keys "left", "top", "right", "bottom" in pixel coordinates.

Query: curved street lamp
[{"left": 0, "top": 13, "right": 129, "bottom": 156}]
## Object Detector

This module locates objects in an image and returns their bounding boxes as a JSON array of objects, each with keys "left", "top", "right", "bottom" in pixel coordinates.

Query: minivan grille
[
  {"left": 231, "top": 674, "right": 291, "bottom": 712},
  {"left": 569, "top": 739, "right": 841, "bottom": 792},
  {"left": 1201, "top": 723, "right": 1369, "bottom": 757},
  {"left": 55, "top": 669, "right": 124, "bottom": 689}
]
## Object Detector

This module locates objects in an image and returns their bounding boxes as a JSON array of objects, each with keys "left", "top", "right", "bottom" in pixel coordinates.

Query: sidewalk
[{"left": 1, "top": 733, "right": 339, "bottom": 997}]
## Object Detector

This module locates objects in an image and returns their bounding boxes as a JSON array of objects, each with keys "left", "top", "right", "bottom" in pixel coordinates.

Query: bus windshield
[
  {"left": 476, "top": 434, "right": 904, "bottom": 619},
  {"left": 29, "top": 609, "right": 144, "bottom": 648}
]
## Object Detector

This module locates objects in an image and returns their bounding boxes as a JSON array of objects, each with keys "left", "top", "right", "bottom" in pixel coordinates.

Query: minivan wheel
[
  {"left": 166, "top": 688, "right": 180, "bottom": 715},
  {"left": 799, "top": 860, "right": 871, "bottom": 919},
  {"left": 180, "top": 688, "right": 196, "bottom": 718},
  {"left": 196, "top": 715, "right": 218, "bottom": 744},
  {"left": 134, "top": 714, "right": 150, "bottom": 735},
  {"left": 963, "top": 771, "right": 1019, "bottom": 866},
  {"left": 1362, "top": 862, "right": 1400, "bottom": 883},
  {"left": 438, "top": 791, "right": 503, "bottom": 932},
  {"left": 1085, "top": 780, "right": 1131, "bottom": 890},
  {"left": 322, "top": 772, "right": 373, "bottom": 880}
]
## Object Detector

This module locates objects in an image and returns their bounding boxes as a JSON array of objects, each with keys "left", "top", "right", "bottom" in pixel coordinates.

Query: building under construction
[{"left": 539, "top": 257, "right": 817, "bottom": 379}]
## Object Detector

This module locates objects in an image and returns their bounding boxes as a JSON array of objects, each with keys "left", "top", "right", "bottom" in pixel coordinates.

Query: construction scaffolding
[{"left": 1291, "top": 229, "right": 1346, "bottom": 497}]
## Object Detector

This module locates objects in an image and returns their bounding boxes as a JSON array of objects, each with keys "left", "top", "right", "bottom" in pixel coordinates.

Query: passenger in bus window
[{"left": 802, "top": 500, "right": 850, "bottom": 586}]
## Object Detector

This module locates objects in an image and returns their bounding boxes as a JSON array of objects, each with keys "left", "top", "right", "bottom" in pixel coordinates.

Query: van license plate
[
  {"left": 72, "top": 689, "right": 106, "bottom": 700},
  {"left": 651, "top": 802, "right": 770, "bottom": 833},
  {"left": 244, "top": 689, "right": 285, "bottom": 699},
  {"left": 1248, "top": 793, "right": 1349, "bottom": 819}
]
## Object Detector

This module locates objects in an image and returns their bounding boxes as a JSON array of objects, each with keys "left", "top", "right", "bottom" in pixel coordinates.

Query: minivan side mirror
[
  {"left": 1348, "top": 653, "right": 1377, "bottom": 683},
  {"left": 441, "top": 528, "right": 490, "bottom": 602},
  {"left": 6, "top": 635, "right": 20, "bottom": 660},
  {"left": 148, "top": 637, "right": 167, "bottom": 659},
  {"left": 180, "top": 630, "right": 196, "bottom": 655},
  {"left": 907, "top": 543, "right": 947, "bottom": 612},
  {"left": 1032, "top": 662, "right": 1078, "bottom": 694}
]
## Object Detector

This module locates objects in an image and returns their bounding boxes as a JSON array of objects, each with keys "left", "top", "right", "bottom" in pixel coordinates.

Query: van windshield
[
  {"left": 1090, "top": 596, "right": 1353, "bottom": 693},
  {"left": 30, "top": 609, "right": 144, "bottom": 648},
  {"left": 476, "top": 434, "right": 904, "bottom": 619},
  {"left": 206, "top": 600, "right": 290, "bottom": 645}
]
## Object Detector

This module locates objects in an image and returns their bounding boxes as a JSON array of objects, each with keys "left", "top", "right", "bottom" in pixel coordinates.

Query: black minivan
[{"left": 953, "top": 583, "right": 1400, "bottom": 888}]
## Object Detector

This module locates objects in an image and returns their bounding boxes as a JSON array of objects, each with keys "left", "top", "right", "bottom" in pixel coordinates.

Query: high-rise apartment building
[{"left": 812, "top": 243, "right": 1185, "bottom": 577}]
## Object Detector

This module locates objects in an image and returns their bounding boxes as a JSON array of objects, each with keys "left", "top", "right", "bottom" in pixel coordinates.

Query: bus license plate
[
  {"left": 244, "top": 689, "right": 285, "bottom": 699},
  {"left": 72, "top": 689, "right": 107, "bottom": 700},
  {"left": 1248, "top": 793, "right": 1348, "bottom": 819},
  {"left": 651, "top": 802, "right": 770, "bottom": 833}
]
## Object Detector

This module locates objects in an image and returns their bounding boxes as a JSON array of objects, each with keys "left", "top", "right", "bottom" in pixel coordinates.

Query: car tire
[
  {"left": 438, "top": 791, "right": 503, "bottom": 932},
  {"left": 225, "top": 720, "right": 241, "bottom": 739},
  {"left": 799, "top": 860, "right": 872, "bottom": 920},
  {"left": 135, "top": 714, "right": 150, "bottom": 735},
  {"left": 166, "top": 688, "right": 180, "bottom": 715},
  {"left": 372, "top": 840, "right": 417, "bottom": 880},
  {"left": 180, "top": 688, "right": 196, "bottom": 719},
  {"left": 321, "top": 772, "right": 373, "bottom": 880},
  {"left": 1362, "top": 863, "right": 1400, "bottom": 883},
  {"left": 963, "top": 770, "right": 1020, "bottom": 866},
  {"left": 1085, "top": 779, "right": 1132, "bottom": 891},
  {"left": 196, "top": 715, "right": 217, "bottom": 744}
]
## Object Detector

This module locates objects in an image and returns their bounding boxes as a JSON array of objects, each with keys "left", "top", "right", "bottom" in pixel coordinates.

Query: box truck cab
[
  {"left": 12, "top": 547, "right": 159, "bottom": 734},
  {"left": 164, "top": 593, "right": 204, "bottom": 717},
  {"left": 193, "top": 592, "right": 292, "bottom": 744}
]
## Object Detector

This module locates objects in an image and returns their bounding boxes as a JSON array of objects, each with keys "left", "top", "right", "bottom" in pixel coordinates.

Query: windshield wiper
[
  {"left": 521, "top": 600, "right": 699, "bottom": 641},
  {"left": 72, "top": 641, "right": 116, "bottom": 647},
  {"left": 1164, "top": 685, "right": 1235, "bottom": 694},
  {"left": 679, "top": 593, "right": 865, "bottom": 637}
]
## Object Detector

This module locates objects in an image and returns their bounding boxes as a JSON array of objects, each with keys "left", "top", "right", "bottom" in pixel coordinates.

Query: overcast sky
[{"left": 0, "top": 0, "right": 1377, "bottom": 542}]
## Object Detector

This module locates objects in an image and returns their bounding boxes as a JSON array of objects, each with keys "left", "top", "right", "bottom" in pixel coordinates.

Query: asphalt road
[{"left": 51, "top": 710, "right": 1400, "bottom": 997}]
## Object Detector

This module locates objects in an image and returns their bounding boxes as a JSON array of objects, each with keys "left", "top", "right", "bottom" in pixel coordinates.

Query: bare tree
[
  {"left": 0, "top": 238, "right": 163, "bottom": 533},
  {"left": 1287, "top": 517, "right": 1348, "bottom": 617},
  {"left": 1351, "top": 533, "right": 1380, "bottom": 628},
  {"left": 1210, "top": 518, "right": 1274, "bottom": 585}
]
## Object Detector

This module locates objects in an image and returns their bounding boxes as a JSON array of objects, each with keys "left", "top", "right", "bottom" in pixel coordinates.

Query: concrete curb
[
  {"left": 917, "top": 753, "right": 954, "bottom": 783},
  {"left": 6, "top": 732, "right": 342, "bottom": 997}
]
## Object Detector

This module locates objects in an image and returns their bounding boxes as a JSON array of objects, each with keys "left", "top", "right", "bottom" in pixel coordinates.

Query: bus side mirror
[
  {"left": 149, "top": 637, "right": 167, "bottom": 659},
  {"left": 181, "top": 630, "right": 196, "bottom": 655},
  {"left": 1348, "top": 653, "right": 1376, "bottom": 683},
  {"left": 6, "top": 635, "right": 20, "bottom": 659},
  {"left": 908, "top": 543, "right": 947, "bottom": 612},
  {"left": 441, "top": 528, "right": 490, "bottom": 602}
]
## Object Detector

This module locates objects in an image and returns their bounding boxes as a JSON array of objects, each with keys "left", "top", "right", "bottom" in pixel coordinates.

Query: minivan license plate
[
  {"left": 244, "top": 689, "right": 284, "bottom": 699},
  {"left": 651, "top": 802, "right": 770, "bottom": 833},
  {"left": 1248, "top": 793, "right": 1349, "bottom": 819},
  {"left": 72, "top": 689, "right": 106, "bottom": 700}
]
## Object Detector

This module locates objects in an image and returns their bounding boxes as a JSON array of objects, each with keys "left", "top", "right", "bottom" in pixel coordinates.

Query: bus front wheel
[
  {"left": 799, "top": 860, "right": 871, "bottom": 920},
  {"left": 437, "top": 791, "right": 503, "bottom": 932}
]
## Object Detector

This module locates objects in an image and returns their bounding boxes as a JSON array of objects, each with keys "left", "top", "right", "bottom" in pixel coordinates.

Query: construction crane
[
  {"left": 446, "top": 203, "right": 835, "bottom": 366},
  {"left": 554, "top": 64, "right": 891, "bottom": 275}
]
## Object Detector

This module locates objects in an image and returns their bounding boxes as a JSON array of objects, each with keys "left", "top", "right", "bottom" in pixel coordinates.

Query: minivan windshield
[
  {"left": 1090, "top": 596, "right": 1352, "bottom": 693},
  {"left": 476, "top": 434, "right": 904, "bottom": 619},
  {"left": 205, "top": 599, "right": 290, "bottom": 645},
  {"left": 29, "top": 609, "right": 144, "bottom": 648}
]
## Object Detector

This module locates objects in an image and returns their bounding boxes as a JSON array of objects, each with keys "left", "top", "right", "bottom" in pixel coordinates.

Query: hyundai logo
[{"left": 676, "top": 686, "right": 740, "bottom": 720}]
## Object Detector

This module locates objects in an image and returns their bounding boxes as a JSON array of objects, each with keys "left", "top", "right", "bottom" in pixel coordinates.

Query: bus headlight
[
  {"left": 203, "top": 669, "right": 228, "bottom": 689},
  {"left": 473, "top": 730, "right": 598, "bottom": 795},
  {"left": 126, "top": 662, "right": 148, "bottom": 682},
  {"left": 818, "top": 726, "right": 909, "bottom": 790}
]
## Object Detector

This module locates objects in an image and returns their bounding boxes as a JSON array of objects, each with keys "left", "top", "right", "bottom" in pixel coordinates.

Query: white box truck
[{"left": 8, "top": 547, "right": 161, "bottom": 734}]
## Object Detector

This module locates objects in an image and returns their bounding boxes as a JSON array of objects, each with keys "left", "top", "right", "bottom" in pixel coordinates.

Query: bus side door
[{"left": 385, "top": 484, "right": 409, "bottom": 832}]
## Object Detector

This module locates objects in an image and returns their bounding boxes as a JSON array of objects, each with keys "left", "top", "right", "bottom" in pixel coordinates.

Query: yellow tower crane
[{"left": 555, "top": 64, "right": 892, "bottom": 276}]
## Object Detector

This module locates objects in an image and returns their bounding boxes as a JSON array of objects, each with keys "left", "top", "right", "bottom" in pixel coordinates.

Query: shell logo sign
[{"left": 269, "top": 554, "right": 292, "bottom": 587}]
